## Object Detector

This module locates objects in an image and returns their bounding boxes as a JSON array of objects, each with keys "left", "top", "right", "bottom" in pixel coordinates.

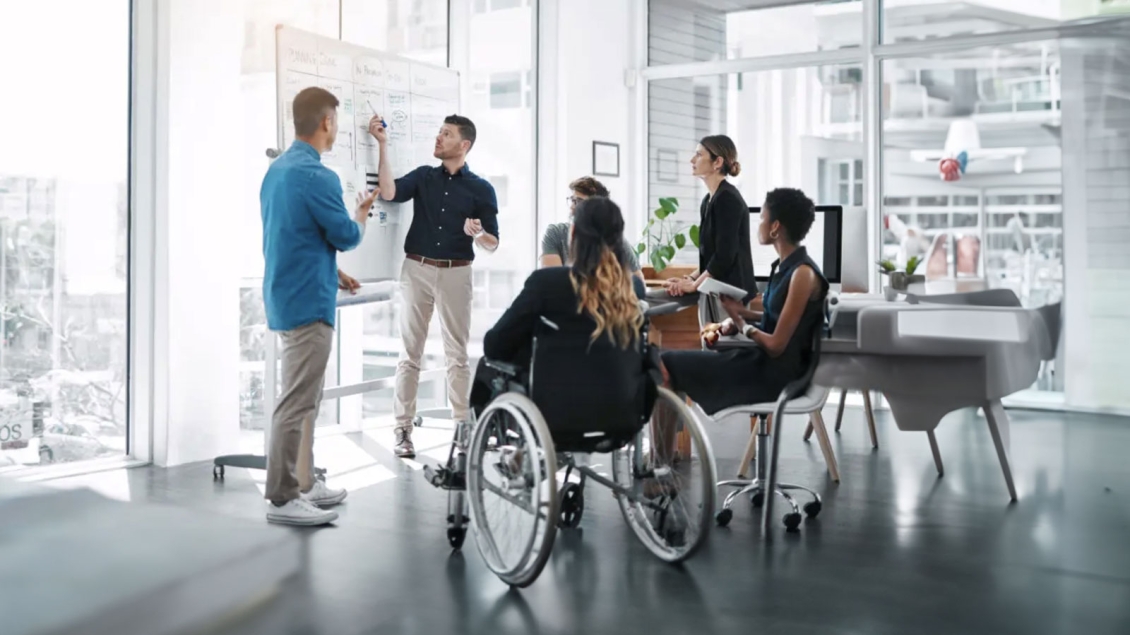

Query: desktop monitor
[{"left": 749, "top": 205, "right": 843, "bottom": 284}]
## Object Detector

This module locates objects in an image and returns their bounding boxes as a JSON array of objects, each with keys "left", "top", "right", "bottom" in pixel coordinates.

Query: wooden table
[{"left": 642, "top": 266, "right": 700, "bottom": 459}]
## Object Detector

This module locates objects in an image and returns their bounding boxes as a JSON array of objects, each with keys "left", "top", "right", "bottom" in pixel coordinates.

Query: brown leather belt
[{"left": 406, "top": 253, "right": 472, "bottom": 268}]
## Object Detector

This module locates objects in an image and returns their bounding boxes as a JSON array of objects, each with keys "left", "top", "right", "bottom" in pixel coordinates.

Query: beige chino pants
[
  {"left": 394, "top": 257, "right": 474, "bottom": 431},
  {"left": 264, "top": 320, "right": 333, "bottom": 503}
]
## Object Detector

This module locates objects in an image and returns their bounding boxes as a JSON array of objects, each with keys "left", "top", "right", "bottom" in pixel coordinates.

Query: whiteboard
[{"left": 275, "top": 25, "right": 460, "bottom": 281}]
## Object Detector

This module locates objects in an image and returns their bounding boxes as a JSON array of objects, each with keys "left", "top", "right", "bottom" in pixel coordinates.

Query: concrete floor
[{"left": 44, "top": 405, "right": 1130, "bottom": 635}]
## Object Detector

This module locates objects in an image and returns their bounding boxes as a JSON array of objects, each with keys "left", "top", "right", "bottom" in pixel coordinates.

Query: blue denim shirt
[
  {"left": 261, "top": 140, "right": 363, "bottom": 332},
  {"left": 393, "top": 164, "right": 499, "bottom": 261}
]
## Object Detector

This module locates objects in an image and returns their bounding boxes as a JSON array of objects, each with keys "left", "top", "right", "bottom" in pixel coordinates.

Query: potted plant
[
  {"left": 634, "top": 197, "right": 700, "bottom": 274},
  {"left": 878, "top": 256, "right": 924, "bottom": 291}
]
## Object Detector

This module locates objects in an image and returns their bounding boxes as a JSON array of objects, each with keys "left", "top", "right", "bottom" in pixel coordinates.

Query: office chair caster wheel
[
  {"left": 715, "top": 508, "right": 733, "bottom": 527},
  {"left": 803, "top": 501, "right": 821, "bottom": 518},
  {"left": 447, "top": 526, "right": 467, "bottom": 550},
  {"left": 750, "top": 491, "right": 764, "bottom": 508},
  {"left": 558, "top": 482, "right": 584, "bottom": 529},
  {"left": 213, "top": 465, "right": 224, "bottom": 480},
  {"left": 413, "top": 416, "right": 423, "bottom": 428},
  {"left": 783, "top": 512, "right": 803, "bottom": 532}
]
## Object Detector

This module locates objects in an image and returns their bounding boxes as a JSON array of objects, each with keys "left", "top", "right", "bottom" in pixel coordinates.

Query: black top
[
  {"left": 391, "top": 164, "right": 499, "bottom": 261},
  {"left": 483, "top": 267, "right": 651, "bottom": 450},
  {"left": 758, "top": 246, "right": 829, "bottom": 379},
  {"left": 659, "top": 245, "right": 827, "bottom": 415},
  {"left": 698, "top": 180, "right": 757, "bottom": 300}
]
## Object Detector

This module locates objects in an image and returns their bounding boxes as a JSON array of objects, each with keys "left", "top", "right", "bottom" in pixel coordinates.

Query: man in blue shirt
[
  {"left": 261, "top": 87, "right": 378, "bottom": 527},
  {"left": 365, "top": 113, "right": 498, "bottom": 458}
]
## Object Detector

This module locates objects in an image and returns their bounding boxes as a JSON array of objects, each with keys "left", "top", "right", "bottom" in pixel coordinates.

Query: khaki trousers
[
  {"left": 264, "top": 321, "right": 333, "bottom": 503},
  {"left": 395, "top": 257, "right": 473, "bottom": 431}
]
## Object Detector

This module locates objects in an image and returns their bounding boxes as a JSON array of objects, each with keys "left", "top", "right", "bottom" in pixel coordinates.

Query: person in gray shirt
[{"left": 540, "top": 177, "right": 643, "bottom": 283}]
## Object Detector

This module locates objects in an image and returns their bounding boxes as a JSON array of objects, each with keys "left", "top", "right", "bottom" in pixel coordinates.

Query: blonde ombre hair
[{"left": 568, "top": 197, "right": 642, "bottom": 349}]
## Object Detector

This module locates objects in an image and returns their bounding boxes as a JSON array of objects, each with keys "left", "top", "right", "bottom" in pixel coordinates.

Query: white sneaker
[
  {"left": 302, "top": 480, "right": 348, "bottom": 508},
  {"left": 267, "top": 498, "right": 339, "bottom": 526}
]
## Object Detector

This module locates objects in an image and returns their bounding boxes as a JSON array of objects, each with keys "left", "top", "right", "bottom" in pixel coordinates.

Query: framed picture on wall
[{"left": 593, "top": 141, "right": 620, "bottom": 177}]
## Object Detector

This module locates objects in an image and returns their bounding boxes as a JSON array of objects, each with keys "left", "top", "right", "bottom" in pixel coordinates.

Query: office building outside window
[{"left": 0, "top": 1, "right": 130, "bottom": 467}]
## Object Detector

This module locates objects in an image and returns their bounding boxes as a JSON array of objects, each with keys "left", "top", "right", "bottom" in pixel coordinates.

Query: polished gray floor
[{"left": 50, "top": 405, "right": 1130, "bottom": 635}]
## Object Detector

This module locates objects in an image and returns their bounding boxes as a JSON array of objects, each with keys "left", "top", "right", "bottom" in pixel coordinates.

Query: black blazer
[
  {"left": 698, "top": 180, "right": 757, "bottom": 300},
  {"left": 483, "top": 267, "right": 649, "bottom": 449}
]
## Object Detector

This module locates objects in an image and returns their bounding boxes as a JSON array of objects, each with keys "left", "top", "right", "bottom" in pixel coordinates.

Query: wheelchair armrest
[
  {"left": 643, "top": 301, "right": 683, "bottom": 318},
  {"left": 484, "top": 359, "right": 521, "bottom": 377}
]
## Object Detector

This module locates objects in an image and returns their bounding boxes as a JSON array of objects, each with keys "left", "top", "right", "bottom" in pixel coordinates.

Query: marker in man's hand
[{"left": 366, "top": 101, "right": 387, "bottom": 128}]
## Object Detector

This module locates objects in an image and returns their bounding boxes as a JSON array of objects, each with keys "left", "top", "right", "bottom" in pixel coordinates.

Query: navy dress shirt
[{"left": 392, "top": 164, "right": 499, "bottom": 261}]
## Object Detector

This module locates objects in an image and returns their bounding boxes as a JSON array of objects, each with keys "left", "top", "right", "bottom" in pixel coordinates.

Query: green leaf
[
  {"left": 650, "top": 251, "right": 668, "bottom": 273},
  {"left": 905, "top": 255, "right": 922, "bottom": 275},
  {"left": 635, "top": 242, "right": 646, "bottom": 256},
  {"left": 659, "top": 197, "right": 679, "bottom": 214},
  {"left": 654, "top": 206, "right": 671, "bottom": 220},
  {"left": 674, "top": 233, "right": 686, "bottom": 249},
  {"left": 660, "top": 245, "right": 676, "bottom": 260},
  {"left": 688, "top": 225, "right": 701, "bottom": 248}
]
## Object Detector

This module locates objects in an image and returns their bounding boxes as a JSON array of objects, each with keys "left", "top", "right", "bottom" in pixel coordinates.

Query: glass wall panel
[{"left": 0, "top": 1, "right": 130, "bottom": 466}]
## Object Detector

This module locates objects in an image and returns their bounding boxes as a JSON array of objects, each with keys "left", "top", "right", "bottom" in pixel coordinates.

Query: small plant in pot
[
  {"left": 635, "top": 197, "right": 700, "bottom": 274},
  {"left": 878, "top": 256, "right": 924, "bottom": 291}
]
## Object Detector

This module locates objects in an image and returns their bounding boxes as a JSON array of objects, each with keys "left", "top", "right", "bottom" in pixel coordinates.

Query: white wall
[
  {"left": 540, "top": 0, "right": 635, "bottom": 237},
  {"left": 151, "top": 0, "right": 243, "bottom": 466}
]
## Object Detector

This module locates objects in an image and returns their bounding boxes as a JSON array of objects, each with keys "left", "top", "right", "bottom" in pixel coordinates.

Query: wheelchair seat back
[{"left": 529, "top": 320, "right": 652, "bottom": 453}]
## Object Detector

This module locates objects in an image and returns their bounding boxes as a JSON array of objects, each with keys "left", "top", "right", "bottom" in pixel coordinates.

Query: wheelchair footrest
[{"left": 424, "top": 464, "right": 465, "bottom": 490}]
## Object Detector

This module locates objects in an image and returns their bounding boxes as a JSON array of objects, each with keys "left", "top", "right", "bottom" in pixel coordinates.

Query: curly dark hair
[
  {"left": 764, "top": 188, "right": 816, "bottom": 244},
  {"left": 569, "top": 176, "right": 610, "bottom": 198}
]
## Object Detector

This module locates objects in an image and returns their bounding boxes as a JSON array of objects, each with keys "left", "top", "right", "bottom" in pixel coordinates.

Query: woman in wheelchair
[
  {"left": 470, "top": 196, "right": 646, "bottom": 424},
  {"left": 450, "top": 196, "right": 717, "bottom": 587},
  {"left": 660, "top": 187, "right": 829, "bottom": 416}
]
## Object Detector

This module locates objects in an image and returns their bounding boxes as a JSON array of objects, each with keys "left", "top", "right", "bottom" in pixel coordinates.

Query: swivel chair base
[{"left": 714, "top": 418, "right": 822, "bottom": 531}]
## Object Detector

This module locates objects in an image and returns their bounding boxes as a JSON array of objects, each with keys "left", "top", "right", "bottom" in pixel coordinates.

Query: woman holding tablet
[
  {"left": 661, "top": 188, "right": 828, "bottom": 415},
  {"left": 664, "top": 135, "right": 757, "bottom": 326}
]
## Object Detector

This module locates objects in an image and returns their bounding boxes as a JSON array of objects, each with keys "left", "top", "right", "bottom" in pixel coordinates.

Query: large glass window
[
  {"left": 880, "top": 41, "right": 1063, "bottom": 305},
  {"left": 238, "top": 1, "right": 451, "bottom": 437},
  {"left": 649, "top": 0, "right": 862, "bottom": 65},
  {"left": 881, "top": 0, "right": 1130, "bottom": 44},
  {"left": 457, "top": 1, "right": 537, "bottom": 353},
  {"left": 648, "top": 64, "right": 863, "bottom": 268},
  {"left": 880, "top": 41, "right": 1064, "bottom": 392},
  {"left": 0, "top": 1, "right": 130, "bottom": 466}
]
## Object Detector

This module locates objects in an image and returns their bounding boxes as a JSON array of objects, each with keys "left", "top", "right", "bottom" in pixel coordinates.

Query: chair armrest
[
  {"left": 644, "top": 301, "right": 683, "bottom": 318},
  {"left": 484, "top": 359, "right": 521, "bottom": 377}
]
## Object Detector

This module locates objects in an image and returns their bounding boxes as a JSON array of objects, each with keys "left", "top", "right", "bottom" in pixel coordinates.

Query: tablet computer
[{"left": 697, "top": 277, "right": 749, "bottom": 301}]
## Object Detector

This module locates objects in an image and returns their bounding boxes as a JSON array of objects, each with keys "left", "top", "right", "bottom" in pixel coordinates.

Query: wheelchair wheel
[
  {"left": 612, "top": 387, "right": 716, "bottom": 563},
  {"left": 466, "top": 392, "right": 559, "bottom": 588}
]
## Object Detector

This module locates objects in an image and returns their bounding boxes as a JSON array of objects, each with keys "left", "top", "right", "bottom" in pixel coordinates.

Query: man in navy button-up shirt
[
  {"left": 260, "top": 87, "right": 377, "bottom": 527},
  {"left": 366, "top": 113, "right": 498, "bottom": 458}
]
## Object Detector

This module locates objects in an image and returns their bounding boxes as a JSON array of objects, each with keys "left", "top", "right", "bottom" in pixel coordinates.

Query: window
[
  {"left": 490, "top": 72, "right": 523, "bottom": 109},
  {"left": 457, "top": 2, "right": 537, "bottom": 349},
  {"left": 880, "top": 43, "right": 1065, "bottom": 387},
  {"left": 0, "top": 1, "right": 130, "bottom": 466},
  {"left": 238, "top": 0, "right": 449, "bottom": 434},
  {"left": 649, "top": 0, "right": 863, "bottom": 66},
  {"left": 880, "top": 0, "right": 1127, "bottom": 44},
  {"left": 648, "top": 64, "right": 863, "bottom": 268},
  {"left": 478, "top": 0, "right": 523, "bottom": 11},
  {"left": 489, "top": 175, "right": 510, "bottom": 207}
]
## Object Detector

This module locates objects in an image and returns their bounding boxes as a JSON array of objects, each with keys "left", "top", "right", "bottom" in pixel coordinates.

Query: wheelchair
[{"left": 423, "top": 306, "right": 717, "bottom": 588}]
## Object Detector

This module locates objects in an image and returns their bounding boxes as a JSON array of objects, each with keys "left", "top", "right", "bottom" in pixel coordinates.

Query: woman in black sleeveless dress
[{"left": 661, "top": 188, "right": 829, "bottom": 415}]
